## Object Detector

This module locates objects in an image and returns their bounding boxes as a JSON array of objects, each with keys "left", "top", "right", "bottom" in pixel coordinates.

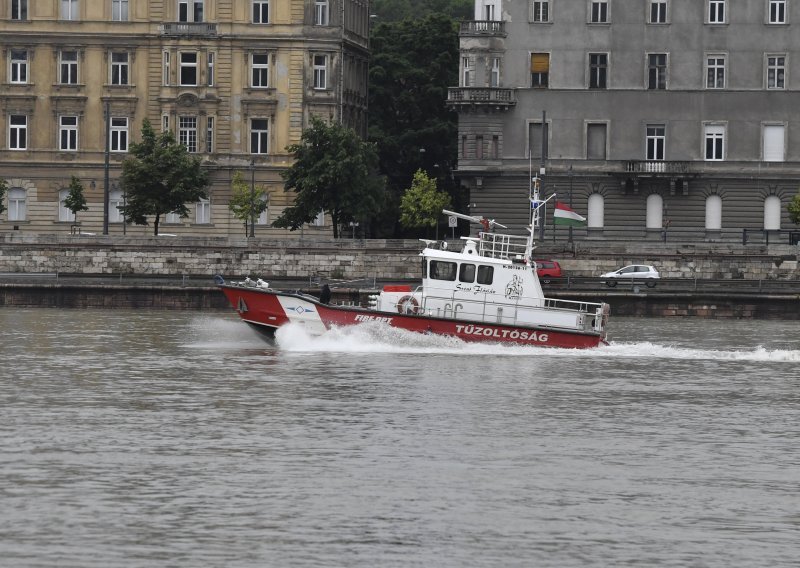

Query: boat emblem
[
  {"left": 288, "top": 305, "right": 314, "bottom": 314},
  {"left": 505, "top": 274, "right": 523, "bottom": 299}
]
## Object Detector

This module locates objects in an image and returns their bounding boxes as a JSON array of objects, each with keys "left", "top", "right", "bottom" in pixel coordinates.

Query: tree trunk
[{"left": 154, "top": 214, "right": 160, "bottom": 236}]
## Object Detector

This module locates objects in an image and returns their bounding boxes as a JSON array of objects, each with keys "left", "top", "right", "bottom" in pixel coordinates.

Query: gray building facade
[{"left": 448, "top": 0, "right": 800, "bottom": 243}]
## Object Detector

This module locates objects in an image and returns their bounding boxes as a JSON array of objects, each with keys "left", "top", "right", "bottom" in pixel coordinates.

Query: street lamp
[
  {"left": 249, "top": 159, "right": 255, "bottom": 238},
  {"left": 568, "top": 165, "right": 574, "bottom": 244}
]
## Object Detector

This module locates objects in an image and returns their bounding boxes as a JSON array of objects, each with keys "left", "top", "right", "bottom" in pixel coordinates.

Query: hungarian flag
[{"left": 554, "top": 201, "right": 586, "bottom": 226}]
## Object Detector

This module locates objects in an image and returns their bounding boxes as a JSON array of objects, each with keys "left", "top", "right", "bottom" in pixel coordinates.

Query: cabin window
[
  {"left": 477, "top": 265, "right": 494, "bottom": 285},
  {"left": 421, "top": 258, "right": 428, "bottom": 278},
  {"left": 459, "top": 263, "right": 476, "bottom": 283},
  {"left": 430, "top": 260, "right": 457, "bottom": 281}
]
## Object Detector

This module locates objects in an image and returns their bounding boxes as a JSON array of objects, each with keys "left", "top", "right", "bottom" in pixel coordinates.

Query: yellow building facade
[{"left": 0, "top": 0, "right": 370, "bottom": 236}]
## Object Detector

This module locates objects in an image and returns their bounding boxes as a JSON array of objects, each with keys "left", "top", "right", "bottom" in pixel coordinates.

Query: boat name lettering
[
  {"left": 354, "top": 314, "right": 393, "bottom": 323},
  {"left": 455, "top": 283, "right": 497, "bottom": 295},
  {"left": 455, "top": 324, "right": 549, "bottom": 343}
]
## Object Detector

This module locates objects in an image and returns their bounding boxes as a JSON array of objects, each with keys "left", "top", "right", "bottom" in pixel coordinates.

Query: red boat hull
[{"left": 220, "top": 286, "right": 606, "bottom": 349}]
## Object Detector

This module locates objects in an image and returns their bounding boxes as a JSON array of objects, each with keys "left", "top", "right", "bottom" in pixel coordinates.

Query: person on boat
[
  {"left": 479, "top": 217, "right": 490, "bottom": 234},
  {"left": 320, "top": 284, "right": 331, "bottom": 304}
]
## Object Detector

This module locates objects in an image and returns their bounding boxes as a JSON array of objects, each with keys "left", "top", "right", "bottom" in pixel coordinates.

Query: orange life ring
[{"left": 396, "top": 295, "right": 419, "bottom": 315}]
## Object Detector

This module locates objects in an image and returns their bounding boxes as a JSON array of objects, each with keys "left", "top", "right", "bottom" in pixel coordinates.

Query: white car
[{"left": 601, "top": 264, "right": 660, "bottom": 287}]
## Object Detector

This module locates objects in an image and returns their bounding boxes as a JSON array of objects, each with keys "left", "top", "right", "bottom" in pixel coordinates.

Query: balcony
[
  {"left": 159, "top": 22, "right": 217, "bottom": 37},
  {"left": 447, "top": 87, "right": 516, "bottom": 111},
  {"left": 460, "top": 20, "right": 506, "bottom": 37},
  {"left": 625, "top": 160, "right": 690, "bottom": 174}
]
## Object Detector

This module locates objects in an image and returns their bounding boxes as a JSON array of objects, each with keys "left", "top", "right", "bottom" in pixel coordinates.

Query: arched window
[
  {"left": 764, "top": 195, "right": 781, "bottom": 230},
  {"left": 587, "top": 193, "right": 604, "bottom": 228},
  {"left": 705, "top": 194, "right": 722, "bottom": 230},
  {"left": 646, "top": 194, "right": 663, "bottom": 229},
  {"left": 58, "top": 189, "right": 76, "bottom": 222},
  {"left": 8, "top": 188, "right": 27, "bottom": 221}
]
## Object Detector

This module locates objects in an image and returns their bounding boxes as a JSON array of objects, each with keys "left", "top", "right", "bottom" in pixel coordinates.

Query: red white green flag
[{"left": 554, "top": 201, "right": 587, "bottom": 226}]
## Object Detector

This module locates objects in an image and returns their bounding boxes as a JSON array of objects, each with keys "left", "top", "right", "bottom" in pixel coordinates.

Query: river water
[{"left": 1, "top": 307, "right": 798, "bottom": 567}]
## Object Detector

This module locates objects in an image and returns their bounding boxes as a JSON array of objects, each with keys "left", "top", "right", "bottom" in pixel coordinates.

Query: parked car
[
  {"left": 601, "top": 264, "right": 660, "bottom": 287},
  {"left": 535, "top": 259, "right": 562, "bottom": 284}
]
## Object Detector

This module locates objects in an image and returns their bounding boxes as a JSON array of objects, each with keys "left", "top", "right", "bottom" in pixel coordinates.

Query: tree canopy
[
  {"left": 399, "top": 169, "right": 452, "bottom": 237},
  {"left": 63, "top": 176, "right": 88, "bottom": 223},
  {"left": 119, "top": 119, "right": 209, "bottom": 235},
  {"left": 0, "top": 178, "right": 7, "bottom": 217},
  {"left": 789, "top": 191, "right": 800, "bottom": 226},
  {"left": 368, "top": 14, "right": 463, "bottom": 237},
  {"left": 370, "top": 0, "right": 472, "bottom": 22},
  {"left": 272, "top": 116, "right": 385, "bottom": 238},
  {"left": 228, "top": 170, "right": 269, "bottom": 236}
]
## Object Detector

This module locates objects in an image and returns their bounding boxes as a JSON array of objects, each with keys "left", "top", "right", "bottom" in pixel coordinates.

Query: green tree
[
  {"left": 399, "top": 169, "right": 452, "bottom": 237},
  {"left": 0, "top": 178, "right": 7, "bottom": 217},
  {"left": 789, "top": 191, "right": 800, "bottom": 226},
  {"left": 63, "top": 176, "right": 89, "bottom": 224},
  {"left": 273, "top": 116, "right": 385, "bottom": 238},
  {"left": 371, "top": 0, "right": 472, "bottom": 22},
  {"left": 368, "top": 14, "right": 463, "bottom": 237},
  {"left": 228, "top": 170, "right": 269, "bottom": 236},
  {"left": 119, "top": 119, "right": 209, "bottom": 235}
]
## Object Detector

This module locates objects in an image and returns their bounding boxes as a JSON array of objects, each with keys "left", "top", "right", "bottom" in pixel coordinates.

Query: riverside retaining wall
[{"left": 1, "top": 234, "right": 799, "bottom": 281}]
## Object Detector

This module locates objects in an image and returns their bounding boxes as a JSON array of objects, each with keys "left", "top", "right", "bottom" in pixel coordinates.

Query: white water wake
[{"left": 272, "top": 321, "right": 800, "bottom": 363}]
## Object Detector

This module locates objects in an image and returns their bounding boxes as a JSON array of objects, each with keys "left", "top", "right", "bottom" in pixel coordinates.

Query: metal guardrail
[{"left": 541, "top": 277, "right": 800, "bottom": 293}]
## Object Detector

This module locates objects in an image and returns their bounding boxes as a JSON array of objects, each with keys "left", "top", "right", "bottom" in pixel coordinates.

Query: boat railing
[
  {"left": 478, "top": 232, "right": 529, "bottom": 261},
  {"left": 542, "top": 297, "right": 605, "bottom": 314}
]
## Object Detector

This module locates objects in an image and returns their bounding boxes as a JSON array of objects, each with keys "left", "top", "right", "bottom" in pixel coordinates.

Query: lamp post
[
  {"left": 249, "top": 159, "right": 255, "bottom": 238},
  {"left": 568, "top": 165, "right": 574, "bottom": 244},
  {"left": 103, "top": 100, "right": 110, "bottom": 235}
]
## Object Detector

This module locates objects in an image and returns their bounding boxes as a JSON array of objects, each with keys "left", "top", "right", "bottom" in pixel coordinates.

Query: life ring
[{"left": 396, "top": 295, "right": 419, "bottom": 315}]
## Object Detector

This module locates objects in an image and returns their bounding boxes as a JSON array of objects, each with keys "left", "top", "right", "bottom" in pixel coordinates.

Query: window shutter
[{"left": 531, "top": 53, "right": 549, "bottom": 73}]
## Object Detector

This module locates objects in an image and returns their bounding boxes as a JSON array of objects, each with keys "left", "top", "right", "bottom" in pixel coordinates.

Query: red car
[{"left": 534, "top": 260, "right": 562, "bottom": 284}]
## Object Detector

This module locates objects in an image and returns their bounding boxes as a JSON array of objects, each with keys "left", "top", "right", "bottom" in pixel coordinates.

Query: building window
[
  {"left": 490, "top": 135, "right": 499, "bottom": 159},
  {"left": 530, "top": 53, "right": 549, "bottom": 88},
  {"left": 179, "top": 116, "right": 197, "bottom": 153},
  {"left": 462, "top": 57, "right": 472, "bottom": 87},
  {"left": 475, "top": 135, "right": 484, "bottom": 159},
  {"left": 586, "top": 123, "right": 607, "bottom": 159},
  {"left": 11, "top": 0, "right": 28, "bottom": 20},
  {"left": 588, "top": 193, "right": 604, "bottom": 228},
  {"left": 531, "top": 1, "right": 549, "bottom": 22},
  {"left": 10, "top": 50, "right": 28, "bottom": 84},
  {"left": 206, "top": 116, "right": 214, "bottom": 153},
  {"left": 251, "top": 118, "right": 269, "bottom": 154},
  {"left": 59, "top": 116, "right": 78, "bottom": 151},
  {"left": 764, "top": 195, "right": 781, "bottom": 230},
  {"left": 9, "top": 115, "right": 27, "bottom": 150},
  {"left": 8, "top": 188, "right": 27, "bottom": 221},
  {"left": 590, "top": 1, "right": 608, "bottom": 23},
  {"left": 196, "top": 197, "right": 210, "bottom": 224},
  {"left": 60, "top": 50, "right": 79, "bottom": 84},
  {"left": 648, "top": 53, "right": 667, "bottom": 89},
  {"left": 162, "top": 115, "right": 170, "bottom": 132},
  {"left": 767, "top": 55, "right": 786, "bottom": 89},
  {"left": 708, "top": 0, "right": 725, "bottom": 23},
  {"left": 179, "top": 52, "right": 198, "bottom": 86},
  {"left": 178, "top": 0, "right": 203, "bottom": 22},
  {"left": 251, "top": 54, "right": 269, "bottom": 88},
  {"left": 58, "top": 189, "right": 76, "bottom": 222},
  {"left": 646, "top": 194, "right": 663, "bottom": 230},
  {"left": 253, "top": 0, "right": 269, "bottom": 24},
  {"left": 706, "top": 55, "right": 725, "bottom": 88},
  {"left": 769, "top": 0, "right": 786, "bottom": 23},
  {"left": 704, "top": 124, "right": 725, "bottom": 160},
  {"left": 490, "top": 57, "right": 501, "bottom": 87},
  {"left": 110, "top": 117, "right": 128, "bottom": 152},
  {"left": 763, "top": 124, "right": 785, "bottom": 161},
  {"left": 112, "top": 0, "right": 128, "bottom": 21},
  {"left": 109, "top": 190, "right": 125, "bottom": 223},
  {"left": 313, "top": 54, "right": 327, "bottom": 89},
  {"left": 705, "top": 195, "right": 722, "bottom": 230},
  {"left": 61, "top": 0, "right": 78, "bottom": 20},
  {"left": 257, "top": 195, "right": 269, "bottom": 225},
  {"left": 589, "top": 53, "right": 607, "bottom": 88},
  {"left": 484, "top": 3, "right": 496, "bottom": 20},
  {"left": 528, "top": 122, "right": 548, "bottom": 160},
  {"left": 646, "top": 124, "right": 665, "bottom": 160},
  {"left": 649, "top": 0, "right": 667, "bottom": 23},
  {"left": 110, "top": 52, "right": 129, "bottom": 85},
  {"left": 314, "top": 0, "right": 328, "bottom": 25},
  {"left": 163, "top": 51, "right": 171, "bottom": 85},
  {"left": 207, "top": 52, "right": 215, "bottom": 86}
]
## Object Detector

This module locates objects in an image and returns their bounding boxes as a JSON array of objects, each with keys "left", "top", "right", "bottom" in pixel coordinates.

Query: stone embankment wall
[{"left": 1, "top": 234, "right": 799, "bottom": 281}]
